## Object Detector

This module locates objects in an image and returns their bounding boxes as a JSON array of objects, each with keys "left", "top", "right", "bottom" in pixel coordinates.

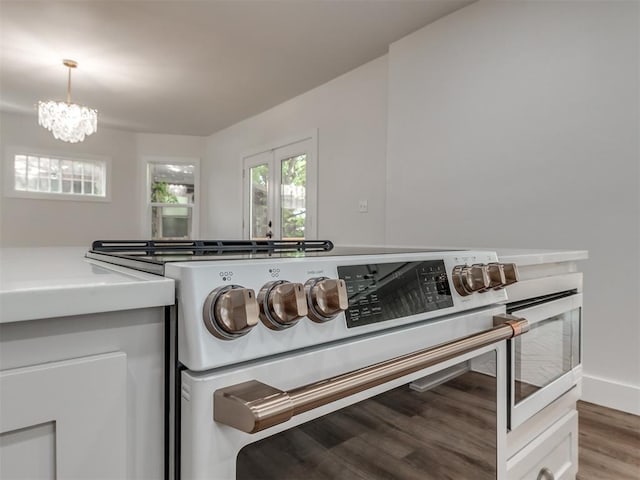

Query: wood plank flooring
[{"left": 577, "top": 400, "right": 640, "bottom": 480}]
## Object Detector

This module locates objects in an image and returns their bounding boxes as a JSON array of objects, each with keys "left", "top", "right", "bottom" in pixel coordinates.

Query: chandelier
[{"left": 38, "top": 59, "right": 98, "bottom": 143}]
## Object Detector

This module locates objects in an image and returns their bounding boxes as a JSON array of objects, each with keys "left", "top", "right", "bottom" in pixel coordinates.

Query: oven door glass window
[
  {"left": 513, "top": 307, "right": 581, "bottom": 404},
  {"left": 236, "top": 352, "right": 498, "bottom": 480}
]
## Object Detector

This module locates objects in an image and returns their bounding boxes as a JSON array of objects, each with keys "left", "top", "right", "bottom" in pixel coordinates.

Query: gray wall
[
  {"left": 203, "top": 56, "right": 388, "bottom": 244},
  {"left": 385, "top": 0, "right": 639, "bottom": 411},
  {"left": 1, "top": 113, "right": 140, "bottom": 246},
  {"left": 0, "top": 113, "right": 204, "bottom": 246}
]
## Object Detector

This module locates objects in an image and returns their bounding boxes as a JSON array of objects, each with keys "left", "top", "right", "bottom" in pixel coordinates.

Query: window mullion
[
  {"left": 20, "top": 156, "right": 27, "bottom": 191},
  {"left": 90, "top": 162, "right": 95, "bottom": 195},
  {"left": 37, "top": 156, "right": 42, "bottom": 192},
  {"left": 80, "top": 162, "right": 85, "bottom": 194}
]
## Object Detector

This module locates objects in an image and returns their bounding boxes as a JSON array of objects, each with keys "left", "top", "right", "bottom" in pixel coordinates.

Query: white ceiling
[{"left": 1, "top": 0, "right": 472, "bottom": 136}]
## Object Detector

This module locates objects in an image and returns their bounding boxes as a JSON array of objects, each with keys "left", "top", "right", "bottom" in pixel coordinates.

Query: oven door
[
  {"left": 507, "top": 293, "right": 582, "bottom": 429},
  {"left": 180, "top": 307, "right": 523, "bottom": 480}
]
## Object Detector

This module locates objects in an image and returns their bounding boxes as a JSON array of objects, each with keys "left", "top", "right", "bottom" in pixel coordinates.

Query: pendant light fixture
[{"left": 38, "top": 59, "right": 98, "bottom": 143}]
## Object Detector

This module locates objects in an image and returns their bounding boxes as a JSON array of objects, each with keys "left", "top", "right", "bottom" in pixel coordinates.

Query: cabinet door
[{"left": 0, "top": 352, "right": 126, "bottom": 479}]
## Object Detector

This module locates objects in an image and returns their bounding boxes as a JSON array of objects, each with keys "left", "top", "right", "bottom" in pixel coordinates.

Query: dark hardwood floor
[{"left": 577, "top": 400, "right": 640, "bottom": 480}]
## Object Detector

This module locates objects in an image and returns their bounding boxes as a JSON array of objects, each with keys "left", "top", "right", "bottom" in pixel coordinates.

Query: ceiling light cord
[
  {"left": 62, "top": 58, "right": 77, "bottom": 104},
  {"left": 67, "top": 66, "right": 72, "bottom": 104}
]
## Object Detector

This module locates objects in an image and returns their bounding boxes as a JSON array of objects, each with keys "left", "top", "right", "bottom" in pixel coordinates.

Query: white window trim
[
  {"left": 141, "top": 155, "right": 200, "bottom": 239},
  {"left": 241, "top": 129, "right": 318, "bottom": 240},
  {"left": 4, "top": 146, "right": 112, "bottom": 202}
]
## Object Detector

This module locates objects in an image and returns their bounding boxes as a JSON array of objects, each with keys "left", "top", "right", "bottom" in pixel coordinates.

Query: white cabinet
[
  {"left": 0, "top": 307, "right": 166, "bottom": 479},
  {"left": 0, "top": 353, "right": 127, "bottom": 479},
  {"left": 507, "top": 410, "right": 578, "bottom": 480}
]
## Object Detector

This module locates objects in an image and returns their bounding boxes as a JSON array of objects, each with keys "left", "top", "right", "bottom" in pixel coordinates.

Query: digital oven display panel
[{"left": 338, "top": 261, "right": 453, "bottom": 328}]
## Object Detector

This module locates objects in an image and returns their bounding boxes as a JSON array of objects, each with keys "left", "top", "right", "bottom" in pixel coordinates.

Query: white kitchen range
[{"left": 83, "top": 240, "right": 584, "bottom": 480}]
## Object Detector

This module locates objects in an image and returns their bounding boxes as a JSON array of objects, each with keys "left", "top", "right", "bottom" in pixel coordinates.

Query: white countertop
[
  {"left": 495, "top": 248, "right": 588, "bottom": 266},
  {"left": 0, "top": 245, "right": 587, "bottom": 324},
  {"left": 381, "top": 244, "right": 588, "bottom": 266},
  {"left": 0, "top": 247, "right": 175, "bottom": 324}
]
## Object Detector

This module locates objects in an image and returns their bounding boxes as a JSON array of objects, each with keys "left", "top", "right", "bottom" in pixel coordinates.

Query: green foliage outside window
[
  {"left": 151, "top": 181, "right": 178, "bottom": 203},
  {"left": 281, "top": 156, "right": 306, "bottom": 239}
]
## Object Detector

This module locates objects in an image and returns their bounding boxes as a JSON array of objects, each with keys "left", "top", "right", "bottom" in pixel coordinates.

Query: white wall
[
  {"left": 0, "top": 112, "right": 205, "bottom": 246},
  {"left": 386, "top": 1, "right": 639, "bottom": 413},
  {"left": 136, "top": 133, "right": 205, "bottom": 160},
  {"left": 203, "top": 56, "right": 388, "bottom": 244},
  {"left": 1, "top": 112, "right": 141, "bottom": 246}
]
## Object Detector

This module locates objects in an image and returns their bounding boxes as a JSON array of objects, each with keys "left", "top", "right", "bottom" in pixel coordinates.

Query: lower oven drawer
[{"left": 507, "top": 410, "right": 578, "bottom": 480}]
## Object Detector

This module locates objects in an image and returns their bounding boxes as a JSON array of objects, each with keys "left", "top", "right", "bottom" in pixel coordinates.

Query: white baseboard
[{"left": 582, "top": 374, "right": 640, "bottom": 415}]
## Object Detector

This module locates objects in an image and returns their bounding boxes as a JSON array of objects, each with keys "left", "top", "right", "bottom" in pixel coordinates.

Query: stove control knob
[
  {"left": 486, "top": 263, "right": 506, "bottom": 289},
  {"left": 452, "top": 264, "right": 490, "bottom": 296},
  {"left": 501, "top": 263, "right": 519, "bottom": 287},
  {"left": 203, "top": 285, "right": 259, "bottom": 340},
  {"left": 258, "top": 281, "right": 308, "bottom": 330},
  {"left": 305, "top": 277, "right": 348, "bottom": 323}
]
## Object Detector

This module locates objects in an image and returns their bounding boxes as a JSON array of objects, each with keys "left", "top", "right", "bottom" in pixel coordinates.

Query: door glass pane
[
  {"left": 250, "top": 163, "right": 269, "bottom": 239},
  {"left": 514, "top": 308, "right": 581, "bottom": 403},
  {"left": 280, "top": 154, "right": 306, "bottom": 240},
  {"left": 237, "top": 352, "right": 497, "bottom": 479}
]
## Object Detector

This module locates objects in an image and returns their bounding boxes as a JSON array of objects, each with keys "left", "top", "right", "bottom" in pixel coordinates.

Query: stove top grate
[{"left": 90, "top": 239, "right": 334, "bottom": 256}]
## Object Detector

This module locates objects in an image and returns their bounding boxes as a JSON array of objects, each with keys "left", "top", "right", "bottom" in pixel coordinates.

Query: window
[
  {"left": 146, "top": 159, "right": 199, "bottom": 240},
  {"left": 7, "top": 152, "right": 108, "bottom": 200}
]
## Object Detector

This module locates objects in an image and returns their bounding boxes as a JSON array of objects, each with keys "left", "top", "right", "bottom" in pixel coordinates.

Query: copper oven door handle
[{"left": 213, "top": 314, "right": 529, "bottom": 433}]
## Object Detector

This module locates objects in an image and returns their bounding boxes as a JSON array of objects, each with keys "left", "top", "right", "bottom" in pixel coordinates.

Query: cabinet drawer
[{"left": 507, "top": 410, "right": 578, "bottom": 480}]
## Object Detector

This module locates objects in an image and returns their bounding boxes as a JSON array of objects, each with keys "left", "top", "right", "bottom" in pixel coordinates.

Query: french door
[{"left": 243, "top": 136, "right": 317, "bottom": 240}]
